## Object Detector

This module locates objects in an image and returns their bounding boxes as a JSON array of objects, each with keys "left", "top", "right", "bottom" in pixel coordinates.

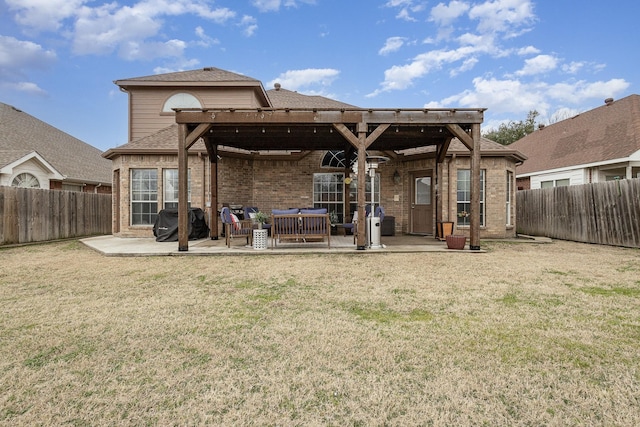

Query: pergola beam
[{"left": 176, "top": 109, "right": 484, "bottom": 126}]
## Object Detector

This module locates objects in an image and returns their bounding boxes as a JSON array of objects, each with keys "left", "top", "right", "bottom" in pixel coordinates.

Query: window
[
  {"left": 541, "top": 178, "right": 570, "bottom": 188},
  {"left": 456, "top": 169, "right": 485, "bottom": 227},
  {"left": 313, "top": 173, "right": 344, "bottom": 221},
  {"left": 506, "top": 171, "right": 513, "bottom": 226},
  {"left": 349, "top": 174, "right": 380, "bottom": 218},
  {"left": 321, "top": 150, "right": 356, "bottom": 169},
  {"left": 162, "top": 93, "right": 201, "bottom": 112},
  {"left": 131, "top": 169, "right": 157, "bottom": 225},
  {"left": 62, "top": 183, "right": 83, "bottom": 192},
  {"left": 163, "top": 169, "right": 191, "bottom": 209},
  {"left": 12, "top": 173, "right": 40, "bottom": 188}
]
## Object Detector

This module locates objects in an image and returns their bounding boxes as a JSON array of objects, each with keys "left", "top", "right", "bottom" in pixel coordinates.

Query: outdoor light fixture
[{"left": 393, "top": 170, "right": 401, "bottom": 184}]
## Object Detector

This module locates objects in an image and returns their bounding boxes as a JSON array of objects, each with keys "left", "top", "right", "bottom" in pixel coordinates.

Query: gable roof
[
  {"left": 115, "top": 67, "right": 259, "bottom": 84},
  {"left": 510, "top": 94, "right": 640, "bottom": 175},
  {"left": 0, "top": 102, "right": 112, "bottom": 185},
  {"left": 104, "top": 86, "right": 361, "bottom": 158},
  {"left": 114, "top": 67, "right": 271, "bottom": 107}
]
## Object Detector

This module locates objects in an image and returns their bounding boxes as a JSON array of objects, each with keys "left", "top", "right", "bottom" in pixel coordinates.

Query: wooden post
[
  {"left": 178, "top": 124, "right": 189, "bottom": 251},
  {"left": 356, "top": 123, "right": 367, "bottom": 250},
  {"left": 469, "top": 123, "right": 481, "bottom": 250},
  {"left": 209, "top": 142, "right": 219, "bottom": 239}
]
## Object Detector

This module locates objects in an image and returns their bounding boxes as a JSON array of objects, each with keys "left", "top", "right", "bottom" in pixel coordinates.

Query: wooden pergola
[{"left": 174, "top": 108, "right": 484, "bottom": 251}]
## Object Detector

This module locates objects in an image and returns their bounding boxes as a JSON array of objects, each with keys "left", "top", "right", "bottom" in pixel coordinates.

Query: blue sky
[{"left": 1, "top": 0, "right": 637, "bottom": 152}]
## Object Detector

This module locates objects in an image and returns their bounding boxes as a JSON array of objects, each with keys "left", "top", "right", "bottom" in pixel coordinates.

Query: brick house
[
  {"left": 104, "top": 67, "right": 526, "bottom": 242},
  {"left": 1, "top": 102, "right": 112, "bottom": 193}
]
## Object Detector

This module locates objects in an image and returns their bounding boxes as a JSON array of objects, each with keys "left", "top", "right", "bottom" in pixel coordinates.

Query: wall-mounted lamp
[{"left": 393, "top": 169, "right": 401, "bottom": 184}]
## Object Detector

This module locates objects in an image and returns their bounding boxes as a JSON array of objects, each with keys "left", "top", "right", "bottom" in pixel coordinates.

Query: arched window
[
  {"left": 321, "top": 150, "right": 357, "bottom": 168},
  {"left": 162, "top": 93, "right": 202, "bottom": 112},
  {"left": 12, "top": 173, "right": 40, "bottom": 188}
]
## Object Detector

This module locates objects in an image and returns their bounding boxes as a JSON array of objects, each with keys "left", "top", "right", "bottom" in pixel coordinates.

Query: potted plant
[
  {"left": 329, "top": 211, "right": 339, "bottom": 234},
  {"left": 254, "top": 211, "right": 268, "bottom": 229}
]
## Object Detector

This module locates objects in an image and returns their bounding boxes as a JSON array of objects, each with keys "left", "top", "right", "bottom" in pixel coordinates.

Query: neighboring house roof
[
  {"left": 510, "top": 94, "right": 640, "bottom": 176},
  {"left": 0, "top": 102, "right": 112, "bottom": 185}
]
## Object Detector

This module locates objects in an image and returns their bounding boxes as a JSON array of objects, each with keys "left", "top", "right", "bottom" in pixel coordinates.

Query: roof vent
[
  {"left": 538, "top": 123, "right": 545, "bottom": 130},
  {"left": 274, "top": 83, "right": 281, "bottom": 91},
  {"left": 203, "top": 67, "right": 214, "bottom": 71},
  {"left": 604, "top": 97, "right": 614, "bottom": 105}
]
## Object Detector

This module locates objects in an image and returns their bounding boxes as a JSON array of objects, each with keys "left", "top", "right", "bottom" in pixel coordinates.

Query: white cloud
[
  {"left": 239, "top": 15, "right": 258, "bottom": 37},
  {"left": 515, "top": 54, "right": 558, "bottom": 76},
  {"left": 429, "top": 1, "right": 470, "bottom": 26},
  {"left": 441, "top": 76, "right": 548, "bottom": 114},
  {"left": 267, "top": 68, "right": 340, "bottom": 91},
  {"left": 7, "top": 0, "right": 236, "bottom": 61},
  {"left": 469, "top": 0, "right": 536, "bottom": 35},
  {"left": 252, "top": 0, "right": 316, "bottom": 13},
  {"left": 432, "top": 76, "right": 630, "bottom": 118},
  {"left": 0, "top": 35, "right": 57, "bottom": 71},
  {"left": 517, "top": 45, "right": 540, "bottom": 55},
  {"left": 2, "top": 81, "right": 49, "bottom": 96},
  {"left": 194, "top": 26, "right": 220, "bottom": 47},
  {"left": 379, "top": 37, "right": 406, "bottom": 56},
  {"left": 0, "top": 35, "right": 56, "bottom": 91},
  {"left": 5, "top": 0, "right": 87, "bottom": 32},
  {"left": 385, "top": 0, "right": 427, "bottom": 21}
]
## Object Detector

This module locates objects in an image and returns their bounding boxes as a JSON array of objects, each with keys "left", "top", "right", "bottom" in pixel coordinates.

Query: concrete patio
[{"left": 80, "top": 233, "right": 486, "bottom": 257}]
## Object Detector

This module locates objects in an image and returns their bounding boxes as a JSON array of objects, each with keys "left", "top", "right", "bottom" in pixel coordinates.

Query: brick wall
[{"left": 111, "top": 151, "right": 517, "bottom": 239}]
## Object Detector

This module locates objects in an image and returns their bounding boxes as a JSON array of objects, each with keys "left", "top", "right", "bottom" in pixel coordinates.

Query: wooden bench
[{"left": 271, "top": 213, "right": 331, "bottom": 248}]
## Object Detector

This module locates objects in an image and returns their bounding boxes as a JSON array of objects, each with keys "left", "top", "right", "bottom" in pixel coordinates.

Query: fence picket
[
  {"left": 517, "top": 179, "right": 640, "bottom": 248},
  {"left": 0, "top": 187, "right": 112, "bottom": 245}
]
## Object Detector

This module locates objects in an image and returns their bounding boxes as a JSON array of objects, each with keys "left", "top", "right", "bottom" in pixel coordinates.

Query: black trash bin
[{"left": 153, "top": 208, "right": 210, "bottom": 242}]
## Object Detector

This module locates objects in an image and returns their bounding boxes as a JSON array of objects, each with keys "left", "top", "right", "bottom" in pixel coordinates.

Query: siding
[{"left": 129, "top": 87, "right": 266, "bottom": 141}]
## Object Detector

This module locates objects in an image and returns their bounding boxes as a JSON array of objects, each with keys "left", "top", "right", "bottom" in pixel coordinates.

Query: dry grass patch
[{"left": 1, "top": 239, "right": 639, "bottom": 425}]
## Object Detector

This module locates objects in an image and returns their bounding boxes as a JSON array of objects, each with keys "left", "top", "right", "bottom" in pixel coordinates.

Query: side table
[{"left": 253, "top": 228, "right": 268, "bottom": 250}]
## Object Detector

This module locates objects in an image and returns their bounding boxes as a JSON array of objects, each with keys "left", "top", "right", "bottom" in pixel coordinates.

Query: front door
[{"left": 410, "top": 171, "right": 433, "bottom": 234}]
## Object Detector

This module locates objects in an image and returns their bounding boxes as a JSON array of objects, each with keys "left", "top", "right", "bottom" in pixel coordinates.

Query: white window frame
[
  {"left": 506, "top": 171, "right": 513, "bottom": 226},
  {"left": 313, "top": 173, "right": 344, "bottom": 222},
  {"left": 130, "top": 169, "right": 158, "bottom": 225},
  {"left": 456, "top": 169, "right": 485, "bottom": 227},
  {"left": 163, "top": 169, "right": 191, "bottom": 209}
]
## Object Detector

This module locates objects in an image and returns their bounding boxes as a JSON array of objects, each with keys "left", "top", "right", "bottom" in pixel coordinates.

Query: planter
[
  {"left": 436, "top": 221, "right": 454, "bottom": 241},
  {"left": 446, "top": 234, "right": 467, "bottom": 250}
]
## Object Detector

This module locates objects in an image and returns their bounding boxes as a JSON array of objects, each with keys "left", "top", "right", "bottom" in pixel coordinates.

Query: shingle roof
[
  {"left": 398, "top": 137, "right": 527, "bottom": 161},
  {"left": 115, "top": 67, "right": 259, "bottom": 84},
  {"left": 0, "top": 102, "right": 112, "bottom": 184},
  {"left": 266, "top": 87, "right": 358, "bottom": 109},
  {"left": 510, "top": 94, "right": 640, "bottom": 175}
]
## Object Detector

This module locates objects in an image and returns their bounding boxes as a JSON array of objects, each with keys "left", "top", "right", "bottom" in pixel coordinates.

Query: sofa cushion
[
  {"left": 300, "top": 208, "right": 327, "bottom": 214},
  {"left": 272, "top": 208, "right": 299, "bottom": 215}
]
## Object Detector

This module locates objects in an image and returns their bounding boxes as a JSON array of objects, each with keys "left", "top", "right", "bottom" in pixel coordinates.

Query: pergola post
[
  {"left": 469, "top": 123, "right": 481, "bottom": 250},
  {"left": 178, "top": 124, "right": 189, "bottom": 251},
  {"left": 356, "top": 122, "right": 367, "bottom": 250}
]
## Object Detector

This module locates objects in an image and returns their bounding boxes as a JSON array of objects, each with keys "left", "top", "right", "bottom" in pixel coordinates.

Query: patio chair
[
  {"left": 220, "top": 206, "right": 252, "bottom": 248},
  {"left": 342, "top": 211, "right": 358, "bottom": 244}
]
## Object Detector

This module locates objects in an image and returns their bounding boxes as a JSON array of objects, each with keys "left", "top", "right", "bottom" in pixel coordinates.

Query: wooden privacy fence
[
  {"left": 517, "top": 179, "right": 640, "bottom": 248},
  {"left": 0, "top": 186, "right": 112, "bottom": 245}
]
